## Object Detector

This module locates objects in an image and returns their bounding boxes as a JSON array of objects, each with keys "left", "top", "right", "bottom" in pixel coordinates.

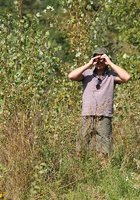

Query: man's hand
[
  {"left": 100, "top": 54, "right": 131, "bottom": 83},
  {"left": 88, "top": 55, "right": 101, "bottom": 67},
  {"left": 68, "top": 55, "right": 101, "bottom": 81},
  {"left": 101, "top": 54, "right": 112, "bottom": 66}
]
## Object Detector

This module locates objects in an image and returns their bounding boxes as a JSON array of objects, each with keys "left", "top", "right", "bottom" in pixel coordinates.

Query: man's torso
[{"left": 81, "top": 69, "right": 116, "bottom": 117}]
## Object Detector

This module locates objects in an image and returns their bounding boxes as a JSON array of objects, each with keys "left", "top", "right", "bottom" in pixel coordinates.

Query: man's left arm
[{"left": 101, "top": 54, "right": 131, "bottom": 83}]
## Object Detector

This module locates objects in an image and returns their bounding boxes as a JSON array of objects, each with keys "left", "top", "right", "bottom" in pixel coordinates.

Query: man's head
[{"left": 92, "top": 47, "right": 109, "bottom": 70}]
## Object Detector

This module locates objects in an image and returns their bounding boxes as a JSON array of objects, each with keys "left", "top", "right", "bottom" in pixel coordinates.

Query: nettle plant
[{"left": 1, "top": 11, "right": 63, "bottom": 114}]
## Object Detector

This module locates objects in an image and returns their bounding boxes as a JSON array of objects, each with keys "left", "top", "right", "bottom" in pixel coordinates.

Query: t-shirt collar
[{"left": 92, "top": 68, "right": 109, "bottom": 78}]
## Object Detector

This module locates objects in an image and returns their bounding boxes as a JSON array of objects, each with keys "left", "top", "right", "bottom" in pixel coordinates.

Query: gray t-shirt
[{"left": 81, "top": 69, "right": 117, "bottom": 117}]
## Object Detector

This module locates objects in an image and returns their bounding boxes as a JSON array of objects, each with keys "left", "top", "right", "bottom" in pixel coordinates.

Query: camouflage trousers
[{"left": 76, "top": 116, "right": 113, "bottom": 155}]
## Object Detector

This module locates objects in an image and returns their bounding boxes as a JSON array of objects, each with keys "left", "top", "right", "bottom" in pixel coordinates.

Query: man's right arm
[{"left": 68, "top": 57, "right": 98, "bottom": 81}]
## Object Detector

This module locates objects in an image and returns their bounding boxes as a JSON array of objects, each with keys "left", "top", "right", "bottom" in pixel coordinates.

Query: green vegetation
[{"left": 0, "top": 0, "right": 140, "bottom": 199}]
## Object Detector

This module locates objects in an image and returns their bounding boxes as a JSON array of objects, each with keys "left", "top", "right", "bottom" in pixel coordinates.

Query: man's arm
[
  {"left": 101, "top": 54, "right": 131, "bottom": 83},
  {"left": 110, "top": 62, "right": 131, "bottom": 83},
  {"left": 68, "top": 56, "right": 99, "bottom": 81}
]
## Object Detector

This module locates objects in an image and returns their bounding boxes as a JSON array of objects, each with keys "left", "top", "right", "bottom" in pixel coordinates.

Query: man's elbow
[
  {"left": 125, "top": 74, "right": 131, "bottom": 82},
  {"left": 68, "top": 73, "right": 82, "bottom": 81},
  {"left": 68, "top": 73, "right": 75, "bottom": 80},
  {"left": 123, "top": 74, "right": 131, "bottom": 82}
]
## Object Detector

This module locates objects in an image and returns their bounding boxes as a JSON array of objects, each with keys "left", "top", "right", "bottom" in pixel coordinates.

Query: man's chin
[
  {"left": 95, "top": 64, "right": 107, "bottom": 69},
  {"left": 96, "top": 66, "right": 105, "bottom": 70}
]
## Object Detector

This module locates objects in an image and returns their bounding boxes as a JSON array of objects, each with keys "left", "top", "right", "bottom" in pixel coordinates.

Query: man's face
[{"left": 94, "top": 54, "right": 107, "bottom": 70}]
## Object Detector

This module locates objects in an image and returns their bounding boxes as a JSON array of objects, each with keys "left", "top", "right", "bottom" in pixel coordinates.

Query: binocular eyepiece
[{"left": 94, "top": 57, "right": 105, "bottom": 63}]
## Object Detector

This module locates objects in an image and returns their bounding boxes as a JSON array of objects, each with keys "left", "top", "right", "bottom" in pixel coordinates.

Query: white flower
[
  {"left": 14, "top": 1, "right": 18, "bottom": 5},
  {"left": 75, "top": 52, "right": 81, "bottom": 57},
  {"left": 54, "top": 134, "right": 58, "bottom": 140},
  {"left": 125, "top": 176, "right": 129, "bottom": 181},
  {"left": 43, "top": 9, "right": 47, "bottom": 13},
  {"left": 39, "top": 49, "right": 43, "bottom": 56},
  {"left": 36, "top": 13, "right": 41, "bottom": 17},
  {"left": 123, "top": 53, "right": 129, "bottom": 59},
  {"left": 63, "top": 9, "right": 67, "bottom": 13},
  {"left": 46, "top": 6, "right": 54, "bottom": 11}
]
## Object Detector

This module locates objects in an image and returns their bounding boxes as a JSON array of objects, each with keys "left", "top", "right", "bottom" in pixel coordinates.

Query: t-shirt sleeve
[
  {"left": 110, "top": 70, "right": 121, "bottom": 85},
  {"left": 109, "top": 70, "right": 119, "bottom": 80},
  {"left": 82, "top": 69, "right": 90, "bottom": 77}
]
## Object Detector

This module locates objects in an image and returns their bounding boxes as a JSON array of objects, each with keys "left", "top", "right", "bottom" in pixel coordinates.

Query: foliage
[{"left": 0, "top": 0, "right": 140, "bottom": 200}]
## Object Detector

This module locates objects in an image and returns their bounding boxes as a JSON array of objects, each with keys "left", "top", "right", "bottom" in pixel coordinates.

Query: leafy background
[{"left": 0, "top": 0, "right": 140, "bottom": 199}]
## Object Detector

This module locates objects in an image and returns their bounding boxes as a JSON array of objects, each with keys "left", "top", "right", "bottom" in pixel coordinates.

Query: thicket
[{"left": 0, "top": 0, "right": 140, "bottom": 199}]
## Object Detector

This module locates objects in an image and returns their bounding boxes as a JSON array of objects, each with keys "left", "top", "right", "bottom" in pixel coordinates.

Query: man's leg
[
  {"left": 76, "top": 116, "right": 94, "bottom": 155},
  {"left": 95, "top": 117, "right": 112, "bottom": 156}
]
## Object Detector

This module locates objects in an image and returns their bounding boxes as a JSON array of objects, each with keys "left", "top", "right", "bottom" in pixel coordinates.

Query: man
[{"left": 68, "top": 47, "right": 131, "bottom": 158}]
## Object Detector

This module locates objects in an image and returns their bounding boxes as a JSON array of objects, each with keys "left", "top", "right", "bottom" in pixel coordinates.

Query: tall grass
[{"left": 1, "top": 100, "right": 140, "bottom": 199}]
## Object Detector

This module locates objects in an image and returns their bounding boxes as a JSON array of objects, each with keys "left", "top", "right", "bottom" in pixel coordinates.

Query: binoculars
[{"left": 94, "top": 57, "right": 106, "bottom": 63}]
